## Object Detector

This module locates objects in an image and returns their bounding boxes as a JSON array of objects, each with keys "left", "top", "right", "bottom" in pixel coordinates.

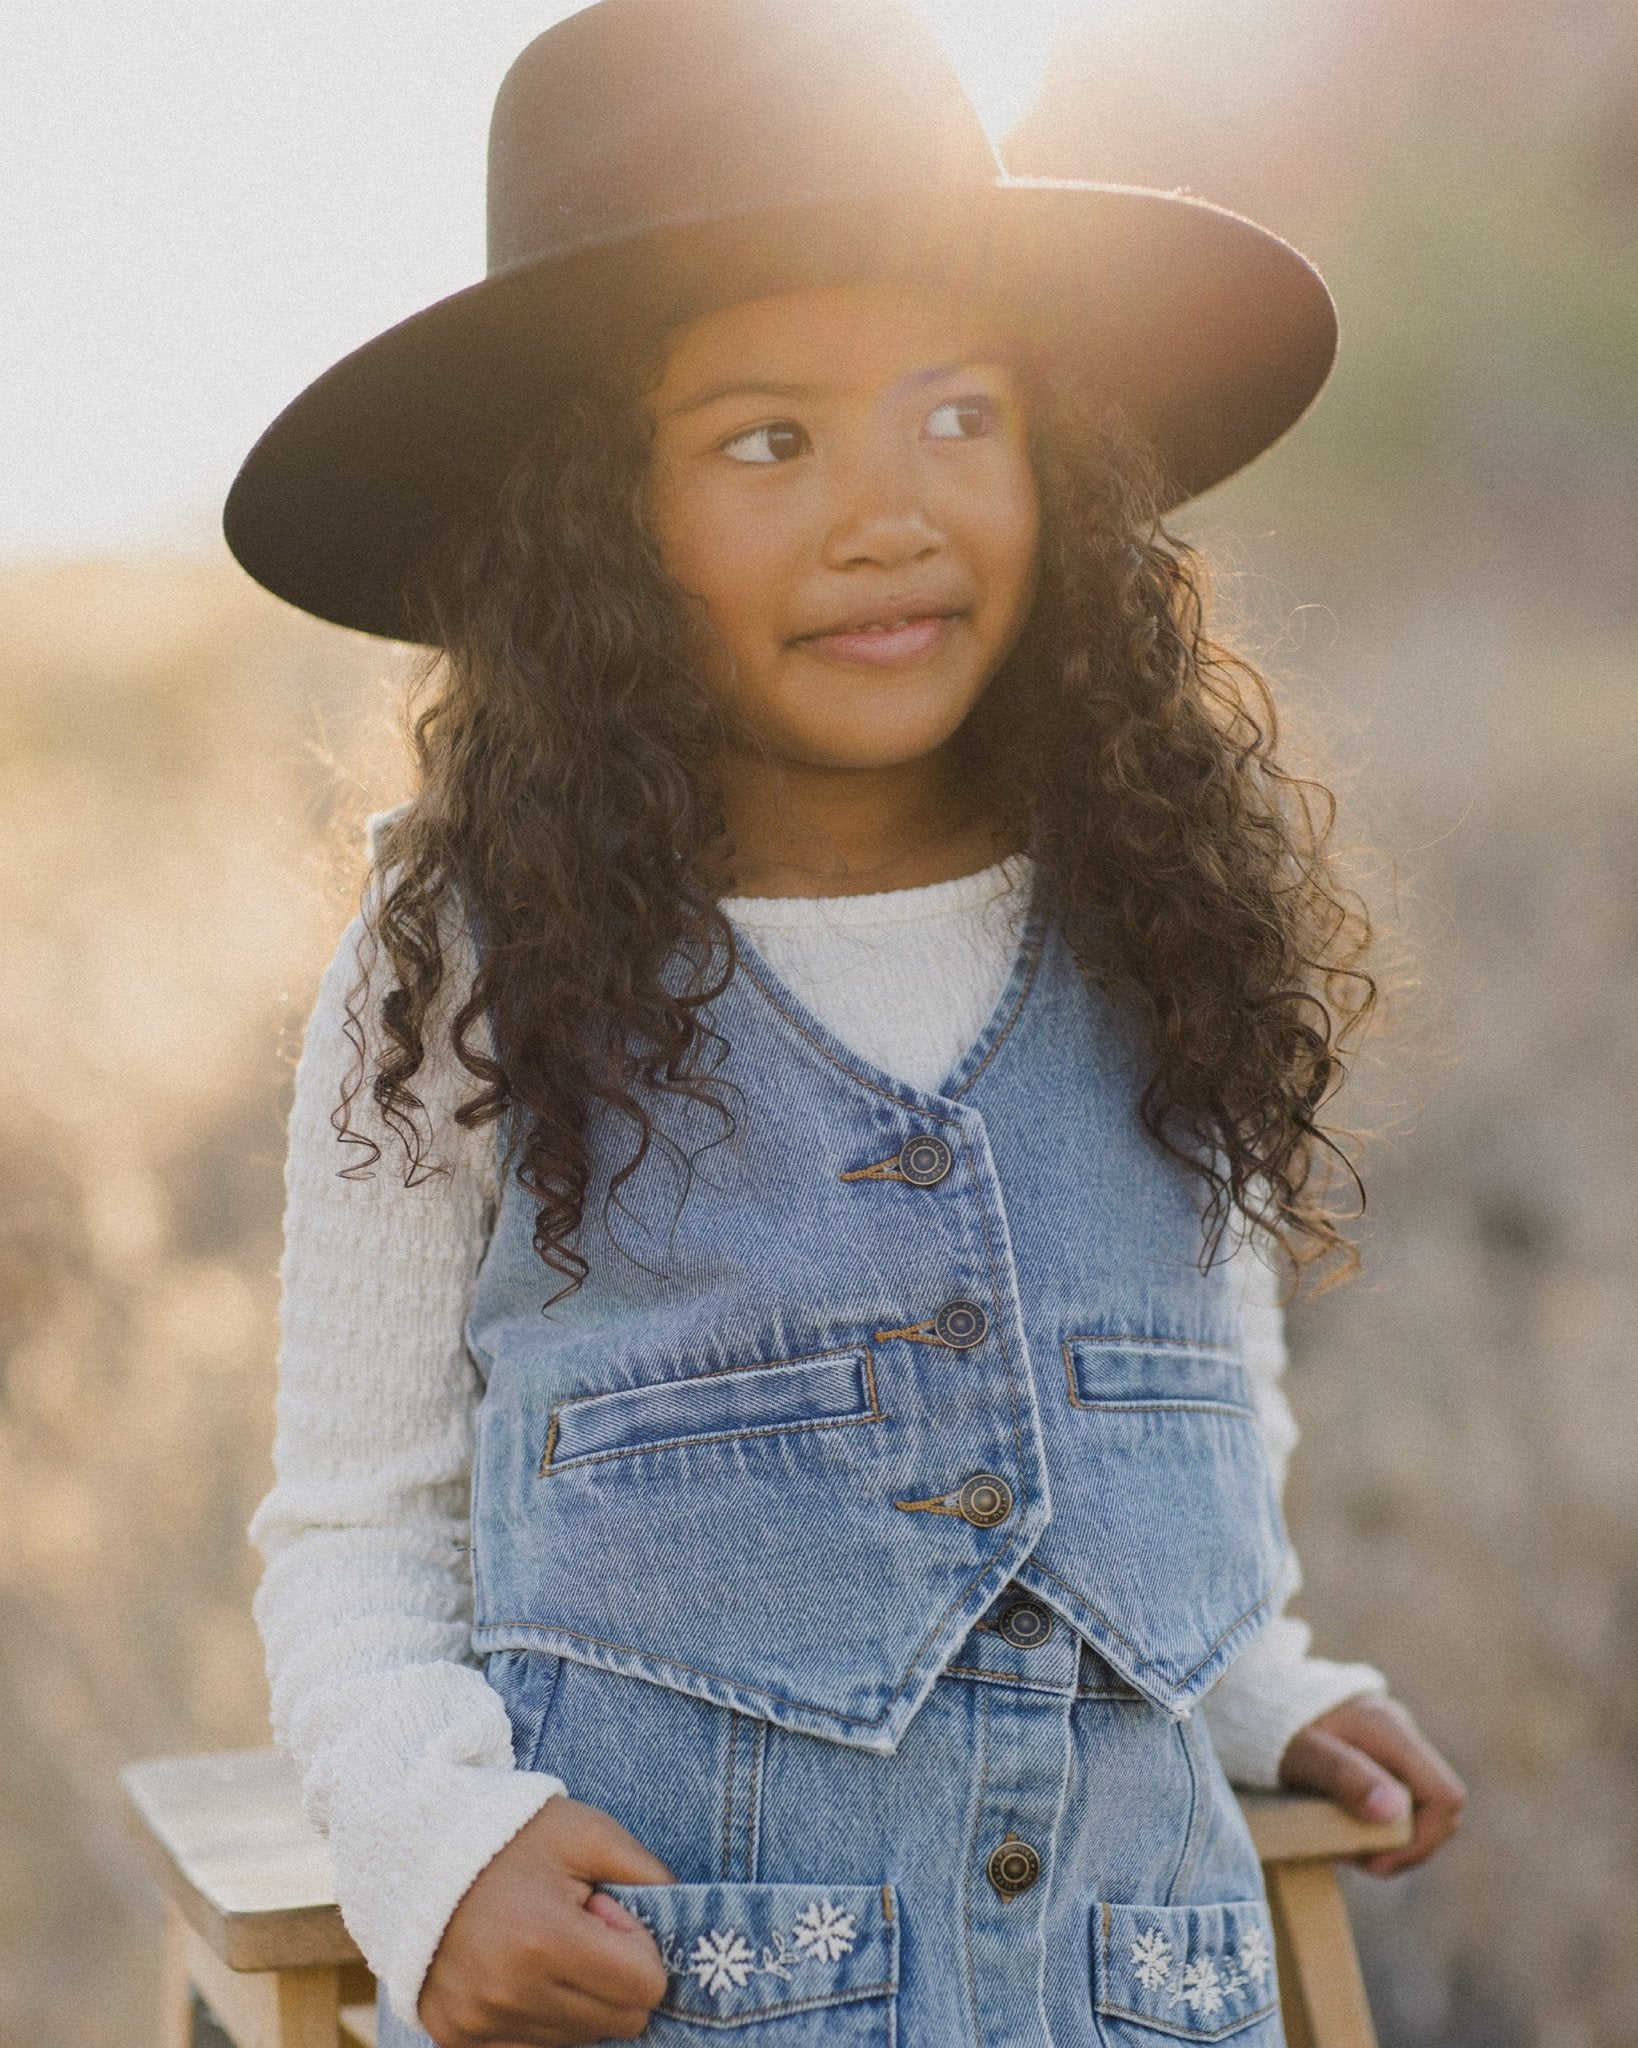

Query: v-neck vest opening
[{"left": 725, "top": 865, "right": 1051, "bottom": 1109}]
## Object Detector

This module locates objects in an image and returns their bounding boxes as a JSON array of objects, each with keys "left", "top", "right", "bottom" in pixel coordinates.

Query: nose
[{"left": 820, "top": 434, "right": 944, "bottom": 573}]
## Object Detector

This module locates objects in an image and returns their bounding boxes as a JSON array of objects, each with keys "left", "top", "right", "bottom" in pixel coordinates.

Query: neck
[{"left": 714, "top": 742, "right": 1015, "bottom": 899}]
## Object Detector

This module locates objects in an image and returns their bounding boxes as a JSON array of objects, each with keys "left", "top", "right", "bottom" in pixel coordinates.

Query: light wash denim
[{"left": 381, "top": 882, "right": 1289, "bottom": 2044}]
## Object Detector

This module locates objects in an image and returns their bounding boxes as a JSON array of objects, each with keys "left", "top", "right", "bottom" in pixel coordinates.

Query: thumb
[{"left": 1281, "top": 1725, "right": 1412, "bottom": 1826}]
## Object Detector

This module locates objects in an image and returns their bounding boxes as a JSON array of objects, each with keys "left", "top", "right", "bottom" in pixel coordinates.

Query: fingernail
[{"left": 1362, "top": 1783, "right": 1410, "bottom": 1822}]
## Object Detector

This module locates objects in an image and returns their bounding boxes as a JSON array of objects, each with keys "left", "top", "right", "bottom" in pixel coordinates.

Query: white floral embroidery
[
  {"left": 1130, "top": 1928, "right": 1174, "bottom": 1991},
  {"left": 637, "top": 1900, "right": 860, "bottom": 2001},
  {"left": 793, "top": 1900, "right": 859, "bottom": 1963},
  {"left": 1127, "top": 1920, "right": 1273, "bottom": 2018},
  {"left": 1176, "top": 1957, "right": 1226, "bottom": 2018},
  {"left": 690, "top": 1929, "right": 756, "bottom": 1995}
]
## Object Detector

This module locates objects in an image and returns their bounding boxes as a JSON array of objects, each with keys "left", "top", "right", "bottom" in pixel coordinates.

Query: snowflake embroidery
[
  {"left": 1175, "top": 1958, "right": 1226, "bottom": 2018},
  {"left": 689, "top": 1929, "right": 756, "bottom": 1995},
  {"left": 1130, "top": 1929, "right": 1175, "bottom": 1991},
  {"left": 1237, "top": 1926, "right": 1272, "bottom": 1984},
  {"left": 792, "top": 1900, "right": 858, "bottom": 1963},
  {"left": 636, "top": 1901, "right": 863, "bottom": 2002},
  {"left": 1127, "top": 1920, "right": 1272, "bottom": 2018}
]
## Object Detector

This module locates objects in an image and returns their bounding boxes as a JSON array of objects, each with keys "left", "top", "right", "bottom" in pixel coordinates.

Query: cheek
[
  {"left": 646, "top": 460, "right": 795, "bottom": 652},
  {"left": 972, "top": 464, "right": 1041, "bottom": 625}
]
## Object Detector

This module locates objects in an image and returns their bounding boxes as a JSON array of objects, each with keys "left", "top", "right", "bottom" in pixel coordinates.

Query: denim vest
[{"left": 464, "top": 884, "right": 1286, "bottom": 1754}]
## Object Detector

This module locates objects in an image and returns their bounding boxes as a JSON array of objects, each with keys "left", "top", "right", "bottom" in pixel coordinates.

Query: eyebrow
[
  {"left": 665, "top": 360, "right": 996, "bottom": 419},
  {"left": 666, "top": 379, "right": 823, "bottom": 418}
]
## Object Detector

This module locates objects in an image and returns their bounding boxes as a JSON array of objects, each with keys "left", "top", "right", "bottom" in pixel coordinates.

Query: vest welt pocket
[
  {"left": 1063, "top": 1338, "right": 1254, "bottom": 1416},
  {"left": 542, "top": 1347, "right": 883, "bottom": 1473},
  {"left": 1093, "top": 1899, "right": 1281, "bottom": 2043},
  {"left": 601, "top": 1880, "right": 898, "bottom": 2039}
]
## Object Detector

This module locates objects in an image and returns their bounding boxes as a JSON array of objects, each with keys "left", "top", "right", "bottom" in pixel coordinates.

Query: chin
[
  {"left": 778, "top": 694, "right": 983, "bottom": 770},
  {"left": 787, "top": 724, "right": 971, "bottom": 771}
]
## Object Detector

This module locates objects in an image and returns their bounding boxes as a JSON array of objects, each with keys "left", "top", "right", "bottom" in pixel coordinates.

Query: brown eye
[
  {"left": 925, "top": 397, "right": 997, "bottom": 441},
  {"left": 722, "top": 421, "right": 810, "bottom": 465}
]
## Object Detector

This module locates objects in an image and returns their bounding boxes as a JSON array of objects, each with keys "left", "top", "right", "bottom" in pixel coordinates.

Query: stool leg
[
  {"left": 181, "top": 1923, "right": 342, "bottom": 2048},
  {"left": 1266, "top": 1860, "right": 1380, "bottom": 2048},
  {"left": 161, "top": 1906, "right": 195, "bottom": 2048}
]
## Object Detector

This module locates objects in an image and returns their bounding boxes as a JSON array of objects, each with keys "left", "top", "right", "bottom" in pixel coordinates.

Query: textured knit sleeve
[
  {"left": 1196, "top": 1237, "right": 1388, "bottom": 1787},
  {"left": 248, "top": 814, "right": 564, "bottom": 2024}
]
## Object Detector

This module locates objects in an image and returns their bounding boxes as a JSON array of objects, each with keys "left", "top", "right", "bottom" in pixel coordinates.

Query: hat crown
[{"left": 487, "top": 0, "right": 1001, "bottom": 276}]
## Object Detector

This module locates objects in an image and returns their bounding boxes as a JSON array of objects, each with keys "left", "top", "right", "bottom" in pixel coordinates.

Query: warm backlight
[{"left": 908, "top": 0, "right": 1085, "bottom": 145}]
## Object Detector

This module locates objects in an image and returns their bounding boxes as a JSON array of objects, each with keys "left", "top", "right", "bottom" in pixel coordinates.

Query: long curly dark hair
[{"left": 335, "top": 340, "right": 1375, "bottom": 1303}]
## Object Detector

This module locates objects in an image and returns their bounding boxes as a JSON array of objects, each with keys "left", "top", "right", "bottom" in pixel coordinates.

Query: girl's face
[{"left": 644, "top": 284, "right": 1039, "bottom": 774}]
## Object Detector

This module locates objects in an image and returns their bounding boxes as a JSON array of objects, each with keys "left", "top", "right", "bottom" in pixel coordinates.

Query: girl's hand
[
  {"left": 418, "top": 1795, "right": 675, "bottom": 2046},
  {"left": 1277, "top": 1694, "right": 1466, "bottom": 1876}
]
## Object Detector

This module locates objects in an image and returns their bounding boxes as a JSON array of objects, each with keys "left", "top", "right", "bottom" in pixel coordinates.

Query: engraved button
[
  {"left": 997, "top": 1598, "right": 1055, "bottom": 1649},
  {"left": 933, "top": 1299, "right": 988, "bottom": 1348},
  {"left": 987, "top": 1835, "right": 1042, "bottom": 1899},
  {"left": 957, "top": 1473, "right": 1014, "bottom": 1528},
  {"left": 898, "top": 1134, "right": 953, "bottom": 1187}
]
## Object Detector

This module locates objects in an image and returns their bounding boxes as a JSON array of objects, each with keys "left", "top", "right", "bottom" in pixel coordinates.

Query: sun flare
[{"left": 908, "top": 0, "right": 1085, "bottom": 145}]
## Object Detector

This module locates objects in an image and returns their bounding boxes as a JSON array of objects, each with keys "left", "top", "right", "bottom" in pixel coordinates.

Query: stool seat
[{"left": 122, "top": 1748, "right": 1411, "bottom": 2048}]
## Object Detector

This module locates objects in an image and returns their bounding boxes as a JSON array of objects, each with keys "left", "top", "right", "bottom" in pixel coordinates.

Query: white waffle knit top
[{"left": 250, "top": 811, "right": 1385, "bottom": 2024}]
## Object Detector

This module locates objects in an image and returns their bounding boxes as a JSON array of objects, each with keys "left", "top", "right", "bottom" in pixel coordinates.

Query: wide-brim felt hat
[{"left": 224, "top": 0, "right": 1338, "bottom": 645}]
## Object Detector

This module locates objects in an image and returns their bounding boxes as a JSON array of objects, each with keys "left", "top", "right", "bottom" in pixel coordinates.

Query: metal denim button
[
  {"left": 897, "top": 1134, "right": 953, "bottom": 1186},
  {"left": 987, "top": 1835, "right": 1042, "bottom": 1899},
  {"left": 957, "top": 1473, "right": 1014, "bottom": 1528},
  {"left": 996, "top": 1598, "right": 1054, "bottom": 1649},
  {"left": 933, "top": 1299, "right": 988, "bottom": 1348}
]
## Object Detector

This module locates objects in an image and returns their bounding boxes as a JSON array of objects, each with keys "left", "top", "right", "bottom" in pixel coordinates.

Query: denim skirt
[{"left": 378, "top": 1581, "right": 1285, "bottom": 2048}]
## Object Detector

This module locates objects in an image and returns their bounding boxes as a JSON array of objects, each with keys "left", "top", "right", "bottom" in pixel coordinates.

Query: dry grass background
[
  {"left": 0, "top": 561, "right": 406, "bottom": 2046},
  {"left": 3, "top": 4, "right": 1636, "bottom": 2043}
]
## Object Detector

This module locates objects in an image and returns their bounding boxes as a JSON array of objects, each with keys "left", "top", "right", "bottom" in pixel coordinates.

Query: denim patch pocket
[
  {"left": 543, "top": 1348, "right": 882, "bottom": 1473},
  {"left": 602, "top": 1882, "right": 898, "bottom": 2039},
  {"left": 1093, "top": 1900, "right": 1281, "bottom": 2044}
]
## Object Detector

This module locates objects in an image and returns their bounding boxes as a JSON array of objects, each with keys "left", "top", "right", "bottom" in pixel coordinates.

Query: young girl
[{"left": 232, "top": 3, "right": 1465, "bottom": 2043}]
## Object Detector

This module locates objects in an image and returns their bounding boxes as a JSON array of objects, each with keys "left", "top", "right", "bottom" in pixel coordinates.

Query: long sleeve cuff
[
  {"left": 1199, "top": 1612, "right": 1387, "bottom": 1789},
  {"left": 320, "top": 1742, "right": 565, "bottom": 2024}
]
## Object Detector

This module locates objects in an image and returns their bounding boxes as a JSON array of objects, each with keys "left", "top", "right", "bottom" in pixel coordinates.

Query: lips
[{"left": 794, "top": 610, "right": 963, "bottom": 668}]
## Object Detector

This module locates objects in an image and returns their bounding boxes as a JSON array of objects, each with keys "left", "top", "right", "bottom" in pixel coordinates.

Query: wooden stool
[{"left": 121, "top": 1750, "right": 1410, "bottom": 2048}]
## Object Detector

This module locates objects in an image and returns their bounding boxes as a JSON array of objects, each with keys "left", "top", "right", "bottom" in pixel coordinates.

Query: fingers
[
  {"left": 585, "top": 1891, "right": 645, "bottom": 1933},
  {"left": 428, "top": 1906, "right": 667, "bottom": 2048},
  {"left": 1280, "top": 1696, "right": 1467, "bottom": 1879},
  {"left": 1359, "top": 1773, "right": 1466, "bottom": 1877},
  {"left": 520, "top": 1975, "right": 660, "bottom": 2046},
  {"left": 549, "top": 1796, "right": 677, "bottom": 1886},
  {"left": 1339, "top": 1698, "right": 1466, "bottom": 1806},
  {"left": 1326, "top": 1698, "right": 1467, "bottom": 1877},
  {"left": 1281, "top": 1724, "right": 1412, "bottom": 1825},
  {"left": 543, "top": 1894, "right": 671, "bottom": 2005},
  {"left": 417, "top": 1797, "right": 675, "bottom": 2048}
]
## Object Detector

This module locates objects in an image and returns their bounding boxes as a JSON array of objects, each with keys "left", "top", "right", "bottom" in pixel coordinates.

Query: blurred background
[{"left": 2, "top": 2, "right": 1635, "bottom": 2044}]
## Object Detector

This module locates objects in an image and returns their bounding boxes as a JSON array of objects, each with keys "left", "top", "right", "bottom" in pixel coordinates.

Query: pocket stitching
[
  {"left": 1070, "top": 1333, "right": 1240, "bottom": 1357},
  {"left": 653, "top": 1980, "right": 898, "bottom": 2028},
  {"left": 542, "top": 1346, "right": 884, "bottom": 1474},
  {"left": 1095, "top": 1997, "right": 1278, "bottom": 2044},
  {"left": 1062, "top": 1337, "right": 1253, "bottom": 1416}
]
